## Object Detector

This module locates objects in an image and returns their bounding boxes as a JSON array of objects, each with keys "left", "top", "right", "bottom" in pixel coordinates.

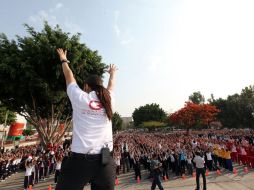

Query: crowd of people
[
  {"left": 0, "top": 129, "right": 254, "bottom": 189},
  {"left": 113, "top": 129, "right": 254, "bottom": 189},
  {"left": 0, "top": 138, "right": 71, "bottom": 190}
]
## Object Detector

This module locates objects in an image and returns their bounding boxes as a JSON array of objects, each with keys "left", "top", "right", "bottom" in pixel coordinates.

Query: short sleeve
[{"left": 67, "top": 82, "right": 87, "bottom": 103}]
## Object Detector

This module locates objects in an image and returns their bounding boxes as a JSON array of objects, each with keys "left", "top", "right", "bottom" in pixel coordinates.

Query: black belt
[
  {"left": 70, "top": 151, "right": 113, "bottom": 158},
  {"left": 70, "top": 152, "right": 101, "bottom": 158}
]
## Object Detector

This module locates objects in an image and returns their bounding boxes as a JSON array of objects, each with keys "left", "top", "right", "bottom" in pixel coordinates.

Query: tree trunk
[{"left": 25, "top": 116, "right": 71, "bottom": 149}]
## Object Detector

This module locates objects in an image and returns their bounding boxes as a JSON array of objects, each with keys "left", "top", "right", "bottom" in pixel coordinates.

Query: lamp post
[{"left": 1, "top": 110, "right": 9, "bottom": 150}]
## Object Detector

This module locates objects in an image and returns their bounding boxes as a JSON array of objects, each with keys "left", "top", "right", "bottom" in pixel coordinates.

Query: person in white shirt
[
  {"left": 169, "top": 152, "right": 175, "bottom": 172},
  {"left": 55, "top": 48, "right": 117, "bottom": 190},
  {"left": 23, "top": 157, "right": 33, "bottom": 190},
  {"left": 54, "top": 156, "right": 62, "bottom": 184},
  {"left": 205, "top": 148, "right": 213, "bottom": 171},
  {"left": 186, "top": 153, "right": 193, "bottom": 175},
  {"left": 192, "top": 140, "right": 198, "bottom": 149},
  {"left": 114, "top": 154, "right": 121, "bottom": 176},
  {"left": 193, "top": 152, "right": 207, "bottom": 190}
]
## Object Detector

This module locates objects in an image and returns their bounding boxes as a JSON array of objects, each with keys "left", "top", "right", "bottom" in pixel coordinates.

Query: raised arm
[
  {"left": 107, "top": 64, "right": 117, "bottom": 91},
  {"left": 57, "top": 48, "right": 76, "bottom": 86}
]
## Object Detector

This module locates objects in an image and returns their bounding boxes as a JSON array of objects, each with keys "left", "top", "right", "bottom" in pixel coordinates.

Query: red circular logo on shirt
[{"left": 89, "top": 100, "right": 103, "bottom": 110}]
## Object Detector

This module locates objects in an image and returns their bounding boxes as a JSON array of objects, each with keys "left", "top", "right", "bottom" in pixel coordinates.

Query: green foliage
[
  {"left": 0, "top": 102, "right": 16, "bottom": 125},
  {"left": 211, "top": 86, "right": 254, "bottom": 128},
  {"left": 132, "top": 103, "right": 167, "bottom": 127},
  {"left": 189, "top": 91, "right": 205, "bottom": 104},
  {"left": 112, "top": 112, "right": 123, "bottom": 132},
  {"left": 0, "top": 22, "right": 106, "bottom": 145},
  {"left": 0, "top": 22, "right": 106, "bottom": 118},
  {"left": 22, "top": 129, "right": 33, "bottom": 136}
]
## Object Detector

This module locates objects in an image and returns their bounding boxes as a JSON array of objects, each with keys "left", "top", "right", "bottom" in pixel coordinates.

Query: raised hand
[
  {"left": 107, "top": 64, "right": 117, "bottom": 75},
  {"left": 106, "top": 64, "right": 117, "bottom": 91},
  {"left": 57, "top": 48, "right": 67, "bottom": 61}
]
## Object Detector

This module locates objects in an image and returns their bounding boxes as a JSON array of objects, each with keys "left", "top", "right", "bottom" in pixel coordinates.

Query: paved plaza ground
[{"left": 0, "top": 164, "right": 254, "bottom": 190}]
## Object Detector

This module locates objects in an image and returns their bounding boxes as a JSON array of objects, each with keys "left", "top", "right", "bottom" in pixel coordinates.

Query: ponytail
[
  {"left": 96, "top": 86, "right": 113, "bottom": 120},
  {"left": 85, "top": 75, "right": 113, "bottom": 120}
]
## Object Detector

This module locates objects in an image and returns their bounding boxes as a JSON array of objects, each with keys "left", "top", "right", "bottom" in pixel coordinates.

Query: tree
[
  {"left": 189, "top": 91, "right": 205, "bottom": 104},
  {"left": 112, "top": 112, "right": 123, "bottom": 132},
  {"left": 169, "top": 102, "right": 220, "bottom": 132},
  {"left": 207, "top": 94, "right": 215, "bottom": 103},
  {"left": 211, "top": 86, "right": 254, "bottom": 128},
  {"left": 0, "top": 23, "right": 106, "bottom": 147},
  {"left": 0, "top": 102, "right": 16, "bottom": 125},
  {"left": 132, "top": 103, "right": 167, "bottom": 127},
  {"left": 22, "top": 129, "right": 33, "bottom": 136}
]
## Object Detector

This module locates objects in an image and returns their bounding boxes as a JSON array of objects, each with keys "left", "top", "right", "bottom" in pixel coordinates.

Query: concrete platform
[{"left": 0, "top": 164, "right": 253, "bottom": 190}]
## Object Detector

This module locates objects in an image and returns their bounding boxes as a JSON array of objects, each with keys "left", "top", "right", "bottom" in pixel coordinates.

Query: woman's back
[{"left": 67, "top": 83, "right": 114, "bottom": 154}]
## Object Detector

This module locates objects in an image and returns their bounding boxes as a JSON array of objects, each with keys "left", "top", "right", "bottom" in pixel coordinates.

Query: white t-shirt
[
  {"left": 67, "top": 82, "right": 114, "bottom": 154},
  {"left": 56, "top": 162, "right": 62, "bottom": 170},
  {"left": 187, "top": 158, "right": 192, "bottom": 164},
  {"left": 206, "top": 152, "right": 212, "bottom": 161},
  {"left": 170, "top": 155, "right": 175, "bottom": 162},
  {"left": 115, "top": 156, "right": 121, "bottom": 166},
  {"left": 32, "top": 165, "right": 35, "bottom": 172},
  {"left": 25, "top": 166, "right": 33, "bottom": 176},
  {"left": 193, "top": 155, "right": 205, "bottom": 168}
]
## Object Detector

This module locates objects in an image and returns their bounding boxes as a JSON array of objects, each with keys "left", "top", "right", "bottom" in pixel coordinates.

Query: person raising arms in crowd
[{"left": 55, "top": 48, "right": 117, "bottom": 190}]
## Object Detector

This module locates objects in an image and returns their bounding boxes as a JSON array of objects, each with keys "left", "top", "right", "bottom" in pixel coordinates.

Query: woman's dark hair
[{"left": 85, "top": 75, "right": 113, "bottom": 120}]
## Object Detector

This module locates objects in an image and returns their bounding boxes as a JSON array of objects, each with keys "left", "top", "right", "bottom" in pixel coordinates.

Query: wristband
[{"left": 61, "top": 59, "right": 70, "bottom": 64}]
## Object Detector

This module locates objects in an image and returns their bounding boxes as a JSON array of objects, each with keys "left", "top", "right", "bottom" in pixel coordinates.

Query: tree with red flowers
[{"left": 169, "top": 102, "right": 220, "bottom": 132}]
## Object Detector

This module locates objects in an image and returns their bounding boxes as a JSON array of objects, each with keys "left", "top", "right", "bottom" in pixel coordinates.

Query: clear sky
[{"left": 1, "top": 0, "right": 254, "bottom": 117}]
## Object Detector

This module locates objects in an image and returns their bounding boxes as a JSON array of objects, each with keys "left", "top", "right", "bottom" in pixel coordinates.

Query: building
[
  {"left": 121, "top": 117, "right": 133, "bottom": 129},
  {"left": 0, "top": 114, "right": 27, "bottom": 142}
]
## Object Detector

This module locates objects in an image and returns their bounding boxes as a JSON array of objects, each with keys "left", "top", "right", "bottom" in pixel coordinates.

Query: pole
[{"left": 1, "top": 110, "right": 9, "bottom": 150}]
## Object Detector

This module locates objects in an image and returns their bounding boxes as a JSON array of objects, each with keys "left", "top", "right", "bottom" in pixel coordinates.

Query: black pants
[
  {"left": 39, "top": 167, "right": 44, "bottom": 179},
  {"left": 212, "top": 155, "right": 218, "bottom": 167},
  {"left": 55, "top": 170, "right": 61, "bottom": 183},
  {"left": 44, "top": 166, "right": 49, "bottom": 178},
  {"left": 116, "top": 165, "right": 120, "bottom": 175},
  {"left": 50, "top": 163, "right": 55, "bottom": 175},
  {"left": 134, "top": 166, "right": 141, "bottom": 180},
  {"left": 34, "top": 168, "right": 39, "bottom": 184},
  {"left": 55, "top": 153, "right": 115, "bottom": 190},
  {"left": 196, "top": 168, "right": 206, "bottom": 190},
  {"left": 31, "top": 172, "right": 35, "bottom": 185},
  {"left": 162, "top": 167, "right": 169, "bottom": 179},
  {"left": 187, "top": 163, "right": 193, "bottom": 175},
  {"left": 151, "top": 173, "right": 164, "bottom": 190},
  {"left": 206, "top": 160, "right": 213, "bottom": 171},
  {"left": 180, "top": 160, "right": 186, "bottom": 174},
  {"left": 122, "top": 158, "right": 130, "bottom": 173},
  {"left": 24, "top": 175, "right": 31, "bottom": 189}
]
